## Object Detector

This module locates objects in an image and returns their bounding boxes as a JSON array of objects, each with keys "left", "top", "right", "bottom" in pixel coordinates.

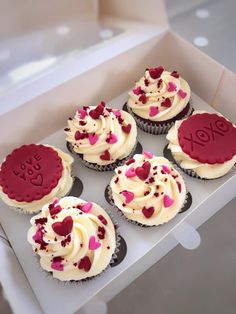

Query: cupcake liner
[
  {"left": 105, "top": 183, "right": 192, "bottom": 228},
  {"left": 124, "top": 101, "right": 194, "bottom": 135},
  {"left": 163, "top": 144, "right": 236, "bottom": 180},
  {"left": 67, "top": 140, "right": 141, "bottom": 172},
  {"left": 31, "top": 207, "right": 125, "bottom": 284}
]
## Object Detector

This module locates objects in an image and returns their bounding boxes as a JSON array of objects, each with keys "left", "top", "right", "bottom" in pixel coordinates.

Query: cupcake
[
  {"left": 127, "top": 66, "right": 192, "bottom": 134},
  {"left": 166, "top": 111, "right": 236, "bottom": 179},
  {"left": 0, "top": 144, "right": 74, "bottom": 213},
  {"left": 65, "top": 101, "right": 137, "bottom": 171},
  {"left": 109, "top": 153, "right": 186, "bottom": 226},
  {"left": 27, "top": 196, "right": 117, "bottom": 281}
]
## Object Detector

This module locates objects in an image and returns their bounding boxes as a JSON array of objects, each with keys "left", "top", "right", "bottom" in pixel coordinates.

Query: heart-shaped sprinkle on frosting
[
  {"left": 121, "top": 190, "right": 134, "bottom": 203},
  {"left": 89, "top": 102, "right": 105, "bottom": 119},
  {"left": 162, "top": 165, "right": 171, "bottom": 174},
  {"left": 149, "top": 106, "right": 159, "bottom": 117},
  {"left": 81, "top": 202, "right": 93, "bottom": 213},
  {"left": 78, "top": 108, "right": 87, "bottom": 119},
  {"left": 98, "top": 215, "right": 108, "bottom": 225},
  {"left": 133, "top": 86, "right": 144, "bottom": 95},
  {"left": 78, "top": 256, "right": 91, "bottom": 272},
  {"left": 100, "top": 150, "right": 110, "bottom": 161},
  {"left": 163, "top": 195, "right": 174, "bottom": 208},
  {"left": 148, "top": 66, "right": 164, "bottom": 79},
  {"left": 88, "top": 133, "right": 99, "bottom": 145},
  {"left": 161, "top": 98, "right": 172, "bottom": 108},
  {"left": 49, "top": 205, "right": 62, "bottom": 217},
  {"left": 74, "top": 130, "right": 88, "bottom": 140},
  {"left": 178, "top": 89, "right": 187, "bottom": 99},
  {"left": 125, "top": 167, "right": 136, "bottom": 178},
  {"left": 52, "top": 216, "right": 73, "bottom": 236},
  {"left": 171, "top": 70, "right": 180, "bottom": 78},
  {"left": 122, "top": 124, "right": 132, "bottom": 134},
  {"left": 89, "top": 236, "right": 101, "bottom": 250},
  {"left": 139, "top": 94, "right": 148, "bottom": 104},
  {"left": 113, "top": 110, "right": 121, "bottom": 117},
  {"left": 106, "top": 132, "right": 118, "bottom": 144},
  {"left": 143, "top": 151, "right": 153, "bottom": 158},
  {"left": 135, "top": 161, "right": 151, "bottom": 181},
  {"left": 176, "top": 181, "right": 182, "bottom": 193},
  {"left": 51, "top": 256, "right": 64, "bottom": 271},
  {"left": 142, "top": 206, "right": 155, "bottom": 218},
  {"left": 167, "top": 82, "right": 177, "bottom": 92}
]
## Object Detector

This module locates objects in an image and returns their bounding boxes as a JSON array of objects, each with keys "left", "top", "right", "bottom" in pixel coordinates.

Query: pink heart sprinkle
[
  {"left": 163, "top": 195, "right": 174, "bottom": 208},
  {"left": 149, "top": 106, "right": 159, "bottom": 117},
  {"left": 167, "top": 82, "right": 177, "bottom": 92},
  {"left": 78, "top": 109, "right": 87, "bottom": 119},
  {"left": 113, "top": 110, "right": 121, "bottom": 117},
  {"left": 89, "top": 236, "right": 101, "bottom": 250},
  {"left": 125, "top": 167, "right": 136, "bottom": 178},
  {"left": 178, "top": 89, "right": 187, "bottom": 99},
  {"left": 143, "top": 151, "right": 153, "bottom": 158},
  {"left": 88, "top": 134, "right": 99, "bottom": 145},
  {"left": 108, "top": 133, "right": 118, "bottom": 144},
  {"left": 51, "top": 259, "right": 64, "bottom": 272},
  {"left": 121, "top": 191, "right": 134, "bottom": 204},
  {"left": 81, "top": 202, "right": 93, "bottom": 213},
  {"left": 133, "top": 86, "right": 144, "bottom": 95},
  {"left": 32, "top": 229, "right": 43, "bottom": 242},
  {"left": 162, "top": 165, "right": 171, "bottom": 174}
]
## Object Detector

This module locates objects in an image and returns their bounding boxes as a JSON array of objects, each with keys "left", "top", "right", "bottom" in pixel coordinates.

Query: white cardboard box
[{"left": 0, "top": 1, "right": 236, "bottom": 313}]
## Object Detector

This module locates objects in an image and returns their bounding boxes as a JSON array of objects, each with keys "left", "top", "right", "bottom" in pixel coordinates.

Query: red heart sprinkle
[
  {"left": 157, "top": 78, "right": 163, "bottom": 88},
  {"left": 89, "top": 102, "right": 105, "bottom": 119},
  {"left": 142, "top": 206, "right": 155, "bottom": 218},
  {"left": 139, "top": 94, "right": 147, "bottom": 104},
  {"left": 75, "top": 131, "right": 88, "bottom": 140},
  {"left": 98, "top": 226, "right": 106, "bottom": 239},
  {"left": 144, "top": 79, "right": 149, "bottom": 86},
  {"left": 52, "top": 216, "right": 73, "bottom": 236},
  {"left": 98, "top": 215, "right": 108, "bottom": 225},
  {"left": 126, "top": 158, "right": 135, "bottom": 165},
  {"left": 49, "top": 205, "right": 62, "bottom": 217},
  {"left": 171, "top": 70, "right": 180, "bottom": 78},
  {"left": 161, "top": 98, "right": 172, "bottom": 108},
  {"left": 135, "top": 161, "right": 151, "bottom": 181},
  {"left": 122, "top": 124, "right": 132, "bottom": 134},
  {"left": 176, "top": 181, "right": 182, "bottom": 193},
  {"left": 78, "top": 256, "right": 91, "bottom": 272},
  {"left": 100, "top": 150, "right": 110, "bottom": 161},
  {"left": 149, "top": 66, "right": 164, "bottom": 79},
  {"left": 35, "top": 218, "right": 47, "bottom": 225}
]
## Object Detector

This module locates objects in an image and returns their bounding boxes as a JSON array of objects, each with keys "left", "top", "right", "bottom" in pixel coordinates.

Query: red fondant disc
[
  {"left": 178, "top": 113, "right": 236, "bottom": 164},
  {"left": 0, "top": 144, "right": 63, "bottom": 202}
]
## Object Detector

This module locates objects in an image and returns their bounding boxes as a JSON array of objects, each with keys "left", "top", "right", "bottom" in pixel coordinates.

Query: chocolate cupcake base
[{"left": 124, "top": 102, "right": 193, "bottom": 135}]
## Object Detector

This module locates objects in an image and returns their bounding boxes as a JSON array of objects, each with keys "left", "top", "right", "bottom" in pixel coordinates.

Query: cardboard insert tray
[{"left": 0, "top": 90, "right": 236, "bottom": 314}]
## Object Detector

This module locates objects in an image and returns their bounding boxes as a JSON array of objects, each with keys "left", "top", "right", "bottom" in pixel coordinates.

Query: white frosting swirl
[
  {"left": 127, "top": 68, "right": 191, "bottom": 121},
  {"left": 0, "top": 146, "right": 74, "bottom": 213},
  {"left": 27, "top": 196, "right": 116, "bottom": 281},
  {"left": 166, "top": 111, "right": 236, "bottom": 179},
  {"left": 65, "top": 104, "right": 137, "bottom": 165},
  {"left": 110, "top": 154, "right": 186, "bottom": 226}
]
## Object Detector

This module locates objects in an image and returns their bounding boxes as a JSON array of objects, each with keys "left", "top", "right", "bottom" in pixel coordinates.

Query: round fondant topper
[
  {"left": 0, "top": 144, "right": 63, "bottom": 202},
  {"left": 178, "top": 113, "right": 236, "bottom": 164}
]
